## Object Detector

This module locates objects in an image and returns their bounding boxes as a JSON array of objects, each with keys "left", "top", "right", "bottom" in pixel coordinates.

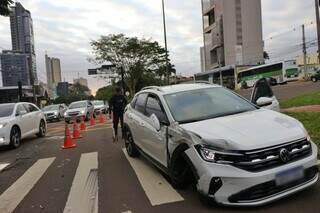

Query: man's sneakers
[{"left": 113, "top": 135, "right": 118, "bottom": 143}]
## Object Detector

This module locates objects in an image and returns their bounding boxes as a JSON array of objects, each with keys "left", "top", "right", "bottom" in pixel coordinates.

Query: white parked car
[
  {"left": 0, "top": 102, "right": 47, "bottom": 148},
  {"left": 64, "top": 100, "right": 95, "bottom": 123},
  {"left": 42, "top": 104, "right": 68, "bottom": 122},
  {"left": 123, "top": 80, "right": 318, "bottom": 207},
  {"left": 93, "top": 100, "right": 108, "bottom": 114}
]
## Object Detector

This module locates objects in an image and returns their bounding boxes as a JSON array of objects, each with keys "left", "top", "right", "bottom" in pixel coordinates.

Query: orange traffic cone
[
  {"left": 99, "top": 112, "right": 105, "bottom": 124},
  {"left": 72, "top": 121, "right": 82, "bottom": 139},
  {"left": 90, "top": 113, "right": 95, "bottom": 126},
  {"left": 62, "top": 123, "right": 76, "bottom": 149},
  {"left": 80, "top": 116, "right": 86, "bottom": 131}
]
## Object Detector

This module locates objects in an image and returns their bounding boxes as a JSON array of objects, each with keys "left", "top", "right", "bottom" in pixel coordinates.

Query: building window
[
  {"left": 210, "top": 49, "right": 218, "bottom": 65},
  {"left": 208, "top": 9, "right": 215, "bottom": 26}
]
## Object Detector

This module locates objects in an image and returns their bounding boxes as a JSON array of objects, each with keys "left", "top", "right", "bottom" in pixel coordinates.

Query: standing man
[{"left": 109, "top": 87, "right": 127, "bottom": 142}]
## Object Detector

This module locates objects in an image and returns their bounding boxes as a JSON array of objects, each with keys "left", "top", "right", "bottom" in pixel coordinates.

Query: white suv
[{"left": 123, "top": 82, "right": 318, "bottom": 206}]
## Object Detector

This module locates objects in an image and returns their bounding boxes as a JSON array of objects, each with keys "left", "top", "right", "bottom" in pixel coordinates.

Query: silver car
[
  {"left": 42, "top": 104, "right": 67, "bottom": 122},
  {"left": 64, "top": 100, "right": 95, "bottom": 123},
  {"left": 93, "top": 100, "right": 108, "bottom": 114},
  {"left": 123, "top": 82, "right": 318, "bottom": 207}
]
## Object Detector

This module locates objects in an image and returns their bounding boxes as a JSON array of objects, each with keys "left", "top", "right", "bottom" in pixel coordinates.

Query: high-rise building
[
  {"left": 45, "top": 54, "right": 62, "bottom": 97},
  {"left": 9, "top": 2, "right": 37, "bottom": 84},
  {"left": 0, "top": 50, "right": 30, "bottom": 86},
  {"left": 201, "top": 0, "right": 264, "bottom": 72}
]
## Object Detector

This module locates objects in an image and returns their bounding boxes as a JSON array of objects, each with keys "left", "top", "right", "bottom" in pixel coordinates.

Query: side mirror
[
  {"left": 256, "top": 97, "right": 273, "bottom": 107},
  {"left": 150, "top": 114, "right": 161, "bottom": 131}
]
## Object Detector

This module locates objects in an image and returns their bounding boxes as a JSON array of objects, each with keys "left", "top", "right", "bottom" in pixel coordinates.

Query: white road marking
[
  {"left": 0, "top": 158, "right": 55, "bottom": 213},
  {"left": 123, "top": 149, "right": 184, "bottom": 206},
  {"left": 0, "top": 163, "right": 9, "bottom": 172},
  {"left": 64, "top": 152, "right": 98, "bottom": 213}
]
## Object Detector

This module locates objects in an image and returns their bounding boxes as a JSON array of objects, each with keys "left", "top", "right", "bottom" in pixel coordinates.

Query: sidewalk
[{"left": 282, "top": 105, "right": 320, "bottom": 113}]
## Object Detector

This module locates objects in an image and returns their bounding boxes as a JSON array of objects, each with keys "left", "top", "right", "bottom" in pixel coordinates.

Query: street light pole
[{"left": 162, "top": 0, "right": 170, "bottom": 85}]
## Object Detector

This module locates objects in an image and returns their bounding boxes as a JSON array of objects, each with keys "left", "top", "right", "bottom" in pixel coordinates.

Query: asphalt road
[
  {"left": 238, "top": 81, "right": 320, "bottom": 101},
  {"left": 0, "top": 119, "right": 319, "bottom": 213}
]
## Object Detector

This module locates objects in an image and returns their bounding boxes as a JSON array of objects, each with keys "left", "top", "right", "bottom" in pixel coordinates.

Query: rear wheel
[
  {"left": 10, "top": 127, "right": 21, "bottom": 149},
  {"left": 124, "top": 128, "right": 139, "bottom": 157},
  {"left": 36, "top": 120, "right": 46, "bottom": 137}
]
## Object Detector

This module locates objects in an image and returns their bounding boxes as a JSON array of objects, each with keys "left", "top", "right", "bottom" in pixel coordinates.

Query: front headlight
[
  {"left": 80, "top": 110, "right": 85, "bottom": 114},
  {"left": 64, "top": 112, "right": 68, "bottom": 116},
  {"left": 196, "top": 144, "right": 243, "bottom": 164},
  {"left": 197, "top": 146, "right": 216, "bottom": 162},
  {"left": 0, "top": 123, "right": 8, "bottom": 129},
  {"left": 54, "top": 111, "right": 58, "bottom": 115}
]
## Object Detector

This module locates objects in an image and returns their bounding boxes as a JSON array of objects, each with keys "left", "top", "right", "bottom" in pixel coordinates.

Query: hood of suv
[
  {"left": 66, "top": 108, "right": 86, "bottom": 113},
  {"left": 0, "top": 116, "right": 12, "bottom": 123},
  {"left": 180, "top": 109, "right": 306, "bottom": 151}
]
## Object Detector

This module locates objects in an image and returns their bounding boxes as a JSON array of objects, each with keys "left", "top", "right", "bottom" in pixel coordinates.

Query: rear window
[{"left": 0, "top": 104, "right": 15, "bottom": 117}]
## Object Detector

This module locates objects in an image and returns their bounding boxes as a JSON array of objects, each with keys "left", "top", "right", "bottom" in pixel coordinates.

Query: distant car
[
  {"left": 310, "top": 71, "right": 320, "bottom": 82},
  {"left": 0, "top": 102, "right": 47, "bottom": 148},
  {"left": 64, "top": 100, "right": 95, "bottom": 123},
  {"left": 42, "top": 104, "right": 68, "bottom": 122},
  {"left": 93, "top": 100, "right": 108, "bottom": 114}
]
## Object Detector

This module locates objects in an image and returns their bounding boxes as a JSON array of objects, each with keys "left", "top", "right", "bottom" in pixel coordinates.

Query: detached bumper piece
[{"left": 229, "top": 166, "right": 319, "bottom": 203}]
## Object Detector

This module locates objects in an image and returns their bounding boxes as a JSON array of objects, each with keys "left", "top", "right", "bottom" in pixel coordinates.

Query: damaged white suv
[{"left": 123, "top": 82, "right": 318, "bottom": 206}]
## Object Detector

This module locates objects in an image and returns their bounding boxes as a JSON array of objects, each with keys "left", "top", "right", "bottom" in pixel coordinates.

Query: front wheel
[
  {"left": 36, "top": 120, "right": 46, "bottom": 137},
  {"left": 124, "top": 129, "right": 139, "bottom": 157},
  {"left": 311, "top": 77, "right": 317, "bottom": 82},
  {"left": 10, "top": 127, "right": 21, "bottom": 149}
]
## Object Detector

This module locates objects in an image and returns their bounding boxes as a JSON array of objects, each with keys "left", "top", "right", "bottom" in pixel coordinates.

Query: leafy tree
[
  {"left": 95, "top": 85, "right": 115, "bottom": 103},
  {"left": 53, "top": 83, "right": 91, "bottom": 105},
  {"left": 0, "top": 0, "right": 13, "bottom": 16},
  {"left": 263, "top": 51, "right": 270, "bottom": 60},
  {"left": 89, "top": 34, "right": 175, "bottom": 96}
]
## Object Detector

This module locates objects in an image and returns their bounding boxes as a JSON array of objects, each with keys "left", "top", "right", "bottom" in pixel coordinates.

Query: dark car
[{"left": 311, "top": 71, "right": 320, "bottom": 82}]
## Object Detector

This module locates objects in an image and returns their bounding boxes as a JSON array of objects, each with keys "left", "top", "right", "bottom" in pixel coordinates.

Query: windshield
[
  {"left": 93, "top": 101, "right": 104, "bottom": 106},
  {"left": 164, "top": 87, "right": 257, "bottom": 124},
  {"left": 0, "top": 104, "right": 15, "bottom": 117},
  {"left": 42, "top": 105, "right": 59, "bottom": 111},
  {"left": 69, "top": 102, "right": 86, "bottom": 109}
]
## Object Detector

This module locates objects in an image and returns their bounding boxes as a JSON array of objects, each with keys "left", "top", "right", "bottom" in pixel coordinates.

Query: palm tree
[{"left": 0, "top": 0, "right": 13, "bottom": 16}]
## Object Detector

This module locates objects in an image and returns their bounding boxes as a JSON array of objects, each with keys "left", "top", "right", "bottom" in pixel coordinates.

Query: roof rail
[{"left": 141, "top": 86, "right": 163, "bottom": 92}]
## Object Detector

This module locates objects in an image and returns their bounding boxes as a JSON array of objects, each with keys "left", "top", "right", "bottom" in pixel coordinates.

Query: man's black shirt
[{"left": 109, "top": 94, "right": 127, "bottom": 115}]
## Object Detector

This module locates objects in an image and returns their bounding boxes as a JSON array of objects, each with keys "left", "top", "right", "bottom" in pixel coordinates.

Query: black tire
[
  {"left": 124, "top": 128, "right": 140, "bottom": 157},
  {"left": 199, "top": 194, "right": 216, "bottom": 207},
  {"left": 10, "top": 126, "right": 21, "bottom": 149},
  {"left": 36, "top": 120, "right": 46, "bottom": 137},
  {"left": 169, "top": 146, "right": 193, "bottom": 189},
  {"left": 311, "top": 77, "right": 317, "bottom": 82}
]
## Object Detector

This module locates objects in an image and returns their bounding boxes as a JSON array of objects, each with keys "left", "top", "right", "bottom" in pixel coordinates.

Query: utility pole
[
  {"left": 162, "top": 0, "right": 170, "bottom": 85},
  {"left": 315, "top": 0, "right": 320, "bottom": 63},
  {"left": 302, "top": 24, "right": 307, "bottom": 78}
]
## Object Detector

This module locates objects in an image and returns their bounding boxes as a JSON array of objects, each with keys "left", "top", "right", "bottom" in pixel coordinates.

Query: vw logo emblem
[{"left": 279, "top": 148, "right": 290, "bottom": 163}]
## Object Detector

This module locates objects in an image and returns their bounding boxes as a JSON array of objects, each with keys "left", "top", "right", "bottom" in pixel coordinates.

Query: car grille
[
  {"left": 229, "top": 138, "right": 312, "bottom": 172},
  {"left": 68, "top": 111, "right": 80, "bottom": 116},
  {"left": 46, "top": 113, "right": 54, "bottom": 117},
  {"left": 228, "top": 166, "right": 318, "bottom": 203}
]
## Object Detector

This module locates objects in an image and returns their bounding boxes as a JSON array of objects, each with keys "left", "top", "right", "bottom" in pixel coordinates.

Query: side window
[
  {"left": 134, "top": 93, "right": 148, "bottom": 114},
  {"left": 23, "top": 104, "right": 31, "bottom": 113},
  {"left": 145, "top": 95, "right": 167, "bottom": 122},
  {"left": 27, "top": 104, "right": 39, "bottom": 112},
  {"left": 130, "top": 96, "right": 138, "bottom": 108},
  {"left": 16, "top": 105, "right": 27, "bottom": 115}
]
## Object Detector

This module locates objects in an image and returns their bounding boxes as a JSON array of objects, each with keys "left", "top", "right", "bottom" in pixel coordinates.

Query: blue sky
[{"left": 0, "top": 0, "right": 318, "bottom": 93}]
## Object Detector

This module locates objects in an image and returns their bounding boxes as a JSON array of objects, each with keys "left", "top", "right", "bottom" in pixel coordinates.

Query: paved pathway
[{"left": 282, "top": 105, "right": 320, "bottom": 113}]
